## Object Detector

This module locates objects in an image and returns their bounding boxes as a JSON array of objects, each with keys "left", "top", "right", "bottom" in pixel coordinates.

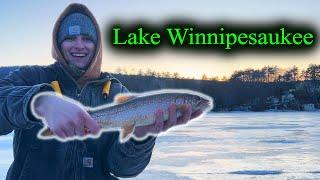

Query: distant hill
[{"left": 0, "top": 66, "right": 21, "bottom": 77}]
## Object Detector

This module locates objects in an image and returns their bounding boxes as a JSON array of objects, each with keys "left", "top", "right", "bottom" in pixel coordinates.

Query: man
[{"left": 0, "top": 3, "right": 200, "bottom": 180}]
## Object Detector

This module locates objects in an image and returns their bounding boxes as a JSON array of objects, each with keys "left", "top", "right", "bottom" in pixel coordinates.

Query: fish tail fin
[{"left": 119, "top": 122, "right": 135, "bottom": 143}]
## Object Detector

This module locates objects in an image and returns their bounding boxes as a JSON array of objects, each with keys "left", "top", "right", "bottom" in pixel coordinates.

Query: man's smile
[{"left": 70, "top": 52, "right": 88, "bottom": 58}]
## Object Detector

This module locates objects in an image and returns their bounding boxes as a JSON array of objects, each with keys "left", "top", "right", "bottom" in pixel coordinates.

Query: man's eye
[
  {"left": 65, "top": 36, "right": 76, "bottom": 41},
  {"left": 83, "top": 36, "right": 93, "bottom": 42}
]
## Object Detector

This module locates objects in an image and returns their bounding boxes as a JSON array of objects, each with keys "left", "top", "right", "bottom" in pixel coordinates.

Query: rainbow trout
[{"left": 38, "top": 89, "right": 213, "bottom": 142}]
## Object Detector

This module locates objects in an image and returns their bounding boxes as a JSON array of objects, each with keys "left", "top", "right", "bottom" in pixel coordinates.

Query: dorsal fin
[{"left": 115, "top": 94, "right": 136, "bottom": 104}]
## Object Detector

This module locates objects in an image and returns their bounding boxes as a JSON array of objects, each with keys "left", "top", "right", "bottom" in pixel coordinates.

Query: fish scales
[{"left": 89, "top": 92, "right": 211, "bottom": 129}]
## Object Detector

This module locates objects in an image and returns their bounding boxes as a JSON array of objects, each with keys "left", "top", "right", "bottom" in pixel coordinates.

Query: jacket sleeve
[
  {"left": 0, "top": 66, "right": 52, "bottom": 135},
  {"left": 105, "top": 83, "right": 156, "bottom": 178},
  {"left": 107, "top": 136, "right": 156, "bottom": 178}
]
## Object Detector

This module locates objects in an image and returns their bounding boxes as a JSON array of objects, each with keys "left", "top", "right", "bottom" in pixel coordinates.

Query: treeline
[
  {"left": 230, "top": 64, "right": 320, "bottom": 82},
  {"left": 111, "top": 74, "right": 315, "bottom": 111},
  {"left": 114, "top": 64, "right": 320, "bottom": 82},
  {"left": 1, "top": 65, "right": 319, "bottom": 111},
  {"left": 111, "top": 64, "right": 320, "bottom": 111}
]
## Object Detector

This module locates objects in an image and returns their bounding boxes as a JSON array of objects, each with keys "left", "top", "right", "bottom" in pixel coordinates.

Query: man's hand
[
  {"left": 133, "top": 103, "right": 203, "bottom": 139},
  {"left": 33, "top": 93, "right": 100, "bottom": 139}
]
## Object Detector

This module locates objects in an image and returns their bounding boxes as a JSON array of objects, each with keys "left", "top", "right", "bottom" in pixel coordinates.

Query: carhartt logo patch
[
  {"left": 83, "top": 157, "right": 93, "bottom": 168},
  {"left": 68, "top": 25, "right": 81, "bottom": 35}
]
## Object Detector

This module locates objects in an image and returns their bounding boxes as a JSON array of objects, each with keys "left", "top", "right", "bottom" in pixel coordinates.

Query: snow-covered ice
[{"left": 1, "top": 112, "right": 319, "bottom": 179}]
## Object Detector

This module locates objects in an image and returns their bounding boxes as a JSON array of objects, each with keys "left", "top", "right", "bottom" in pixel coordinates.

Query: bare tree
[
  {"left": 201, "top": 74, "right": 208, "bottom": 80},
  {"left": 304, "top": 64, "right": 320, "bottom": 81},
  {"left": 173, "top": 72, "right": 179, "bottom": 79}
]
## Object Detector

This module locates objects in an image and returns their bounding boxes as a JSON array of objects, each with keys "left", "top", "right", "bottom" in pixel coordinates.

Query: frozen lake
[{"left": 1, "top": 112, "right": 319, "bottom": 179}]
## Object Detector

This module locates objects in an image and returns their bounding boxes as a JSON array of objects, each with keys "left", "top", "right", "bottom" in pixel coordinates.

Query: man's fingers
[
  {"left": 152, "top": 109, "right": 164, "bottom": 134},
  {"left": 82, "top": 110, "right": 100, "bottom": 135},
  {"left": 61, "top": 125, "right": 74, "bottom": 137},
  {"left": 163, "top": 103, "right": 177, "bottom": 131},
  {"left": 176, "top": 104, "right": 192, "bottom": 125},
  {"left": 74, "top": 119, "right": 85, "bottom": 137},
  {"left": 53, "top": 128, "right": 67, "bottom": 139},
  {"left": 133, "top": 109, "right": 164, "bottom": 138},
  {"left": 191, "top": 110, "right": 203, "bottom": 119},
  {"left": 75, "top": 126, "right": 85, "bottom": 137}
]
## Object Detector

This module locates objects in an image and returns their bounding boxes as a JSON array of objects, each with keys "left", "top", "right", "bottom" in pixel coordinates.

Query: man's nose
[{"left": 74, "top": 39, "right": 85, "bottom": 49}]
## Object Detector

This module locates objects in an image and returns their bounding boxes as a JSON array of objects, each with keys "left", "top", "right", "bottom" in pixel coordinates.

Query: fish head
[{"left": 174, "top": 93, "right": 214, "bottom": 113}]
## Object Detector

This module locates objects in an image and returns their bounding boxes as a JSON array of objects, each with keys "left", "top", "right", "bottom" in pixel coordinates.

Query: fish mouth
[{"left": 196, "top": 99, "right": 211, "bottom": 110}]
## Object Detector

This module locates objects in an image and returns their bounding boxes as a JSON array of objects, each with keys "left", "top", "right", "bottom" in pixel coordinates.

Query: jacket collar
[{"left": 53, "top": 62, "right": 119, "bottom": 89}]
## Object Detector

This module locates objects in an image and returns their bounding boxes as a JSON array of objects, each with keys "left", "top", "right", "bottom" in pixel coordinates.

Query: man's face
[{"left": 61, "top": 35, "right": 95, "bottom": 69}]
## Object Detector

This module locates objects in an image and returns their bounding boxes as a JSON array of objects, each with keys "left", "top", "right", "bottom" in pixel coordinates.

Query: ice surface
[
  {"left": 229, "top": 170, "right": 283, "bottom": 175},
  {"left": 1, "top": 112, "right": 319, "bottom": 179}
]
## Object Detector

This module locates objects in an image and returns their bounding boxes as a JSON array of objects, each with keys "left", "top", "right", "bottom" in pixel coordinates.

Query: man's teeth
[{"left": 71, "top": 53, "right": 87, "bottom": 57}]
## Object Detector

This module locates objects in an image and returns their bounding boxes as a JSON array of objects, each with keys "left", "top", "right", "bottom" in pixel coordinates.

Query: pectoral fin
[
  {"left": 38, "top": 127, "right": 54, "bottom": 137},
  {"left": 120, "top": 123, "right": 135, "bottom": 143}
]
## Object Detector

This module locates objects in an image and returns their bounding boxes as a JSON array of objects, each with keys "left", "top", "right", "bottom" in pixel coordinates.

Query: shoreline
[{"left": 213, "top": 109, "right": 320, "bottom": 113}]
